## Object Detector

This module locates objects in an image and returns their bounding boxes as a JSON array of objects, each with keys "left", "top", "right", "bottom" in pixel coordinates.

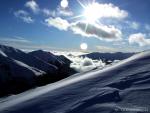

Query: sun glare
[
  {"left": 70, "top": 1, "right": 100, "bottom": 24},
  {"left": 83, "top": 3, "right": 100, "bottom": 23},
  {"left": 61, "top": 0, "right": 68, "bottom": 8},
  {"left": 80, "top": 43, "right": 88, "bottom": 50}
]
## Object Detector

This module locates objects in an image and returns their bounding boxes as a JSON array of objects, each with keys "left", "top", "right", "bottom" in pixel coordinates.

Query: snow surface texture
[{"left": 0, "top": 51, "right": 150, "bottom": 113}]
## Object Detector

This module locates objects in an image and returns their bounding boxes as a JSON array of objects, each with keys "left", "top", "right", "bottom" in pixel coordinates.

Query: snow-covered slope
[
  {"left": 0, "top": 51, "right": 149, "bottom": 113},
  {"left": 0, "top": 45, "right": 57, "bottom": 73}
]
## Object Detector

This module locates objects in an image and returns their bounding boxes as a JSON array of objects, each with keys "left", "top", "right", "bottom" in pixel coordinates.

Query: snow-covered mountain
[
  {"left": 81, "top": 52, "right": 135, "bottom": 63},
  {"left": 0, "top": 49, "right": 46, "bottom": 96},
  {"left": 0, "top": 51, "right": 149, "bottom": 113},
  {"left": 29, "top": 50, "right": 65, "bottom": 67},
  {"left": 0, "top": 45, "right": 75, "bottom": 96},
  {"left": 29, "top": 50, "right": 76, "bottom": 79},
  {"left": 0, "top": 45, "right": 57, "bottom": 73}
]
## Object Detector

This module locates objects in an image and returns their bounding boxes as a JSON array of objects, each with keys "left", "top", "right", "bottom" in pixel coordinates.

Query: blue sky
[{"left": 0, "top": 0, "right": 150, "bottom": 52}]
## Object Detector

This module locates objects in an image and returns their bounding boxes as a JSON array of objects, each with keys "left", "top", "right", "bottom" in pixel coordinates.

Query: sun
[
  {"left": 70, "top": 1, "right": 100, "bottom": 24},
  {"left": 83, "top": 3, "right": 100, "bottom": 23},
  {"left": 69, "top": 0, "right": 101, "bottom": 33},
  {"left": 80, "top": 43, "right": 88, "bottom": 50}
]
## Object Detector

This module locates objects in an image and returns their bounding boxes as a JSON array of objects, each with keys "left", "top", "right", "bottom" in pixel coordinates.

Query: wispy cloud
[
  {"left": 25, "top": 0, "right": 40, "bottom": 14},
  {"left": 45, "top": 17, "right": 70, "bottom": 31},
  {"left": 0, "top": 37, "right": 32, "bottom": 50},
  {"left": 129, "top": 33, "right": 150, "bottom": 46},
  {"left": 25, "top": 0, "right": 72, "bottom": 17},
  {"left": 42, "top": 9, "right": 56, "bottom": 17},
  {"left": 42, "top": 7, "right": 73, "bottom": 17},
  {"left": 96, "top": 45, "right": 119, "bottom": 52},
  {"left": 0, "top": 37, "right": 58, "bottom": 52},
  {"left": 14, "top": 10, "right": 34, "bottom": 23},
  {"left": 130, "top": 22, "right": 140, "bottom": 30},
  {"left": 57, "top": 7, "right": 73, "bottom": 16},
  {"left": 0, "top": 37, "right": 31, "bottom": 44}
]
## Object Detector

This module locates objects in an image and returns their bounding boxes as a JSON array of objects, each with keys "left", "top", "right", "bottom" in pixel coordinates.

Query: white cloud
[
  {"left": 25, "top": 0, "right": 39, "bottom": 13},
  {"left": 14, "top": 10, "right": 34, "bottom": 23},
  {"left": 129, "top": 33, "right": 150, "bottom": 46},
  {"left": 70, "top": 21, "right": 122, "bottom": 41},
  {"left": 70, "top": 57, "right": 105, "bottom": 72},
  {"left": 83, "top": 3, "right": 128, "bottom": 20},
  {"left": 45, "top": 17, "right": 70, "bottom": 31},
  {"left": 44, "top": 17, "right": 122, "bottom": 41}
]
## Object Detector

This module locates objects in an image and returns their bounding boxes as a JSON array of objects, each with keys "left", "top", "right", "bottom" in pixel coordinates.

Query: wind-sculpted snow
[{"left": 0, "top": 51, "right": 150, "bottom": 113}]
